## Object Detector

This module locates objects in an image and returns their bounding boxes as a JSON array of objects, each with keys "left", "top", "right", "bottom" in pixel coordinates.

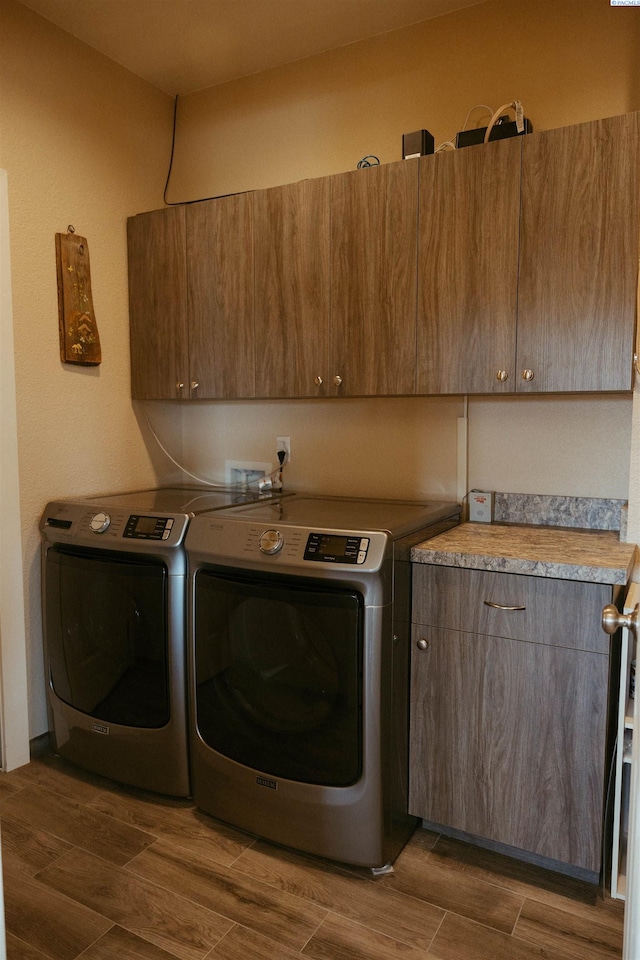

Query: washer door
[
  {"left": 45, "top": 546, "right": 169, "bottom": 727},
  {"left": 194, "top": 569, "right": 363, "bottom": 786}
]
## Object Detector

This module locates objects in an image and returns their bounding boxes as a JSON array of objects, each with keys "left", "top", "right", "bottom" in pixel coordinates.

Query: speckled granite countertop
[{"left": 411, "top": 523, "right": 636, "bottom": 584}]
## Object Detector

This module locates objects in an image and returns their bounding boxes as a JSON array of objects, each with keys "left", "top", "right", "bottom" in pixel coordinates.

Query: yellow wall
[
  {"left": 0, "top": 0, "right": 174, "bottom": 736},
  {"left": 172, "top": 0, "right": 640, "bottom": 199}
]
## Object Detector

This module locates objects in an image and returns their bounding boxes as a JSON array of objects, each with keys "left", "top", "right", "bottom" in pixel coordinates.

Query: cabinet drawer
[{"left": 412, "top": 565, "right": 612, "bottom": 653}]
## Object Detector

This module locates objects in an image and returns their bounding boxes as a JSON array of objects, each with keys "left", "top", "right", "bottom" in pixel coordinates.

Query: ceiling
[{"left": 18, "top": 0, "right": 483, "bottom": 96}]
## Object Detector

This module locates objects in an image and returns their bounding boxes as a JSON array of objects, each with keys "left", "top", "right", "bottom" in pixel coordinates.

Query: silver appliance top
[
  {"left": 40, "top": 486, "right": 289, "bottom": 553},
  {"left": 214, "top": 495, "right": 459, "bottom": 537},
  {"left": 84, "top": 485, "right": 280, "bottom": 514},
  {"left": 186, "top": 495, "right": 460, "bottom": 575}
]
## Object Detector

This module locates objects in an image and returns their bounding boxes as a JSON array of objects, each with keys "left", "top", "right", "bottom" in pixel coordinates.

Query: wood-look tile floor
[{"left": 0, "top": 750, "right": 624, "bottom": 960}]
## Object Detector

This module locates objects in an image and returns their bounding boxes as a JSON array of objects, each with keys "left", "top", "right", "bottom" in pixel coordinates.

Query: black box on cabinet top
[
  {"left": 402, "top": 129, "right": 435, "bottom": 159},
  {"left": 456, "top": 117, "right": 533, "bottom": 149}
]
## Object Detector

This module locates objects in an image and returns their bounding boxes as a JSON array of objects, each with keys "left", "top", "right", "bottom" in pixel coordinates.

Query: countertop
[{"left": 411, "top": 522, "right": 636, "bottom": 584}]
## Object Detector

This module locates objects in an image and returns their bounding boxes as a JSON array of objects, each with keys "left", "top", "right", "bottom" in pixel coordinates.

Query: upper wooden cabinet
[
  {"left": 416, "top": 138, "right": 521, "bottom": 395},
  {"left": 331, "top": 160, "right": 418, "bottom": 396},
  {"left": 252, "top": 162, "right": 418, "bottom": 398},
  {"left": 128, "top": 111, "right": 639, "bottom": 401},
  {"left": 128, "top": 206, "right": 189, "bottom": 400},
  {"left": 253, "top": 178, "right": 330, "bottom": 398},
  {"left": 187, "top": 193, "right": 255, "bottom": 399},
  {"left": 417, "top": 111, "right": 640, "bottom": 394},
  {"left": 517, "top": 113, "right": 640, "bottom": 392},
  {"left": 128, "top": 194, "right": 254, "bottom": 400}
]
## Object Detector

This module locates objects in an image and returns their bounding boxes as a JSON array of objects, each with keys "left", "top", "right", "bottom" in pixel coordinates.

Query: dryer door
[{"left": 194, "top": 568, "right": 363, "bottom": 786}]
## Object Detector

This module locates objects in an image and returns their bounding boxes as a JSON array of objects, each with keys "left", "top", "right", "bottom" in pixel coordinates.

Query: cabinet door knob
[
  {"left": 333, "top": 375, "right": 343, "bottom": 387},
  {"left": 191, "top": 381, "right": 199, "bottom": 391},
  {"left": 602, "top": 603, "right": 639, "bottom": 636},
  {"left": 521, "top": 369, "right": 535, "bottom": 382},
  {"left": 496, "top": 370, "right": 509, "bottom": 382},
  {"left": 416, "top": 638, "right": 429, "bottom": 651},
  {"left": 176, "top": 382, "right": 185, "bottom": 392},
  {"left": 314, "top": 376, "right": 323, "bottom": 386}
]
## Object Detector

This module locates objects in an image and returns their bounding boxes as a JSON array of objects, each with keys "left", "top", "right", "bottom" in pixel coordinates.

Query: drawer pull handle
[{"left": 484, "top": 600, "right": 526, "bottom": 611}]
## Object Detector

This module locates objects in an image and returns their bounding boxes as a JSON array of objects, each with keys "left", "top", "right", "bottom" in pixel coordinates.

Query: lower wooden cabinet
[{"left": 409, "top": 565, "right": 619, "bottom": 875}]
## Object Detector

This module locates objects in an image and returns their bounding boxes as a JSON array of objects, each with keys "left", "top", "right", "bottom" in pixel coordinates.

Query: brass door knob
[
  {"left": 314, "top": 376, "right": 323, "bottom": 386},
  {"left": 602, "top": 603, "right": 639, "bottom": 636},
  {"left": 416, "top": 638, "right": 429, "bottom": 651},
  {"left": 496, "top": 370, "right": 509, "bottom": 382},
  {"left": 333, "top": 375, "right": 343, "bottom": 387},
  {"left": 521, "top": 369, "right": 535, "bottom": 382}
]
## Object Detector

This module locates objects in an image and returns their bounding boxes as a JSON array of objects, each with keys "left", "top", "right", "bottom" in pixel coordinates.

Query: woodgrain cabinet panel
[
  {"left": 331, "top": 160, "right": 418, "bottom": 396},
  {"left": 416, "top": 138, "right": 521, "bottom": 395},
  {"left": 412, "top": 565, "right": 611, "bottom": 653},
  {"left": 517, "top": 112, "right": 640, "bottom": 392},
  {"left": 254, "top": 178, "right": 330, "bottom": 398},
  {"left": 128, "top": 207, "right": 189, "bottom": 400},
  {"left": 128, "top": 112, "right": 639, "bottom": 400},
  {"left": 187, "top": 194, "right": 255, "bottom": 399},
  {"left": 408, "top": 624, "right": 609, "bottom": 872}
]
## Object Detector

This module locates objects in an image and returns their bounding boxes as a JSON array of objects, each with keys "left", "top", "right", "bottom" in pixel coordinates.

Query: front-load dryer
[{"left": 186, "top": 495, "right": 460, "bottom": 866}]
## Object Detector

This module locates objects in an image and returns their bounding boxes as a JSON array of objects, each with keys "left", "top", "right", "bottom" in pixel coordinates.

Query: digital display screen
[
  {"left": 135, "top": 516, "right": 158, "bottom": 534},
  {"left": 318, "top": 535, "right": 348, "bottom": 557},
  {"left": 304, "top": 532, "right": 366, "bottom": 563}
]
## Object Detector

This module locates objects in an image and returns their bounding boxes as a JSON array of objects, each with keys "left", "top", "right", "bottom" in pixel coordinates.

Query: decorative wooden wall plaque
[{"left": 55, "top": 230, "right": 102, "bottom": 365}]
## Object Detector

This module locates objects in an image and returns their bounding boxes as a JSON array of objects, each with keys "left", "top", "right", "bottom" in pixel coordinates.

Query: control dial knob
[
  {"left": 90, "top": 511, "right": 111, "bottom": 534},
  {"left": 259, "top": 528, "right": 284, "bottom": 555}
]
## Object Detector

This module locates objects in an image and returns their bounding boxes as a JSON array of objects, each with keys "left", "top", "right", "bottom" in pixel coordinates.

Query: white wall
[
  {"left": 469, "top": 395, "right": 632, "bottom": 499},
  {"left": 0, "top": 169, "right": 30, "bottom": 771},
  {"left": 142, "top": 396, "right": 464, "bottom": 500}
]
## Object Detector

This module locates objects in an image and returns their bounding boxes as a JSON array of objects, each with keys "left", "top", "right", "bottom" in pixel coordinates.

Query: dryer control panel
[{"left": 303, "top": 533, "right": 370, "bottom": 564}]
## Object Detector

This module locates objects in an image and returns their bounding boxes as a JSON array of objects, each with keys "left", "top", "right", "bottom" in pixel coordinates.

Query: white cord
[
  {"left": 434, "top": 103, "right": 496, "bottom": 153},
  {"left": 435, "top": 140, "right": 456, "bottom": 153},
  {"left": 483, "top": 99, "right": 524, "bottom": 143},
  {"left": 460, "top": 104, "right": 494, "bottom": 131},
  {"left": 137, "top": 403, "right": 281, "bottom": 490}
]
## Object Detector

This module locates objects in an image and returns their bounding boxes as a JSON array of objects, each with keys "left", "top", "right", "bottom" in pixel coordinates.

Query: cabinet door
[
  {"left": 127, "top": 207, "right": 189, "bottom": 399},
  {"left": 187, "top": 194, "right": 255, "bottom": 399},
  {"left": 416, "top": 138, "right": 521, "bottom": 395},
  {"left": 409, "top": 625, "right": 608, "bottom": 872},
  {"left": 518, "top": 112, "right": 640, "bottom": 392},
  {"left": 254, "top": 179, "right": 330, "bottom": 398},
  {"left": 331, "top": 160, "right": 418, "bottom": 396}
]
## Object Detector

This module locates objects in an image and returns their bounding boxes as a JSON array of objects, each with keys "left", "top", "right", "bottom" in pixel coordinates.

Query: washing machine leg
[{"left": 370, "top": 863, "right": 395, "bottom": 877}]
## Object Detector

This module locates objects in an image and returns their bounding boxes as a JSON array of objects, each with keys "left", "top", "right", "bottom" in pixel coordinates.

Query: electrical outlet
[{"left": 276, "top": 436, "right": 291, "bottom": 464}]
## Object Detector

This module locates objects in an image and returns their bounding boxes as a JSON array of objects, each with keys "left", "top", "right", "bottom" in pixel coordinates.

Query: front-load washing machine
[
  {"left": 186, "top": 495, "right": 460, "bottom": 866},
  {"left": 40, "top": 485, "right": 285, "bottom": 796}
]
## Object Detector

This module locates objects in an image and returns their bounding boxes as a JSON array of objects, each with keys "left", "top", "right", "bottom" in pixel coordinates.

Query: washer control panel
[
  {"left": 123, "top": 514, "right": 175, "bottom": 541},
  {"left": 303, "top": 532, "right": 370, "bottom": 564}
]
